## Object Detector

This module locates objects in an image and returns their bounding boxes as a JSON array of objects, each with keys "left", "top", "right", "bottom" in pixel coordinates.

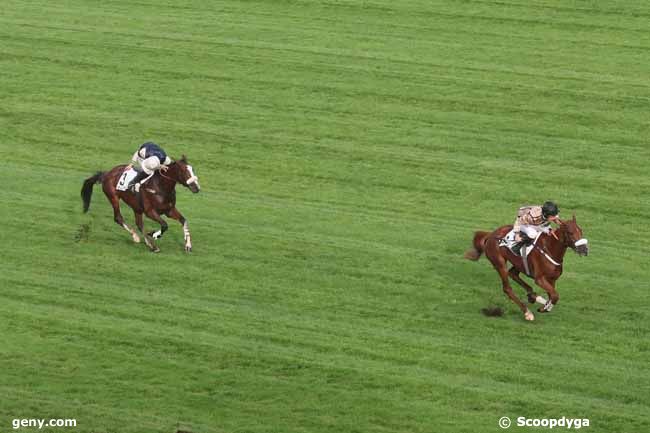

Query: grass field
[{"left": 1, "top": 1, "right": 649, "bottom": 432}]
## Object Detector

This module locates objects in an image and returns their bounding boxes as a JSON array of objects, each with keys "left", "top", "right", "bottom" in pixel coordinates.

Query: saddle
[{"left": 499, "top": 230, "right": 540, "bottom": 276}]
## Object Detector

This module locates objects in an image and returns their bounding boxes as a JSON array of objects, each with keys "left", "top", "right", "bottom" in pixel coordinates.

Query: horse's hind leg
[
  {"left": 497, "top": 266, "right": 534, "bottom": 321},
  {"left": 166, "top": 207, "right": 192, "bottom": 252},
  {"left": 135, "top": 211, "right": 159, "bottom": 252},
  {"left": 508, "top": 267, "right": 547, "bottom": 306},
  {"left": 107, "top": 195, "right": 140, "bottom": 243},
  {"left": 486, "top": 250, "right": 534, "bottom": 321}
]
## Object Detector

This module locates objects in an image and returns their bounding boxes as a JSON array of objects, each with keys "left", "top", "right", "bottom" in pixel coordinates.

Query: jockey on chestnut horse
[
  {"left": 465, "top": 202, "right": 589, "bottom": 321},
  {"left": 81, "top": 142, "right": 200, "bottom": 253}
]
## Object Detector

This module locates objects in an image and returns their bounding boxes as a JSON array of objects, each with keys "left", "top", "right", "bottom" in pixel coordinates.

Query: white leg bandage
[
  {"left": 183, "top": 221, "right": 190, "bottom": 240},
  {"left": 535, "top": 296, "right": 548, "bottom": 305},
  {"left": 122, "top": 223, "right": 140, "bottom": 242},
  {"left": 183, "top": 222, "right": 192, "bottom": 249}
]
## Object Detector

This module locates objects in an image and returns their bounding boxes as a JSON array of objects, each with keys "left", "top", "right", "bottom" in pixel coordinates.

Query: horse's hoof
[
  {"left": 145, "top": 237, "right": 160, "bottom": 253},
  {"left": 524, "top": 311, "right": 535, "bottom": 321},
  {"left": 185, "top": 246, "right": 192, "bottom": 253},
  {"left": 537, "top": 307, "right": 549, "bottom": 313},
  {"left": 132, "top": 235, "right": 141, "bottom": 243}
]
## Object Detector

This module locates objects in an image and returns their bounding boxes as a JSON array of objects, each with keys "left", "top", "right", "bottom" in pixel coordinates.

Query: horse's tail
[
  {"left": 81, "top": 172, "right": 104, "bottom": 213},
  {"left": 464, "top": 230, "right": 490, "bottom": 261}
]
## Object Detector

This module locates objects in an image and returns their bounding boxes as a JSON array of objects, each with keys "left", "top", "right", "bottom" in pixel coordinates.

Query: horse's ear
[
  {"left": 180, "top": 154, "right": 187, "bottom": 163},
  {"left": 572, "top": 214, "right": 576, "bottom": 222}
]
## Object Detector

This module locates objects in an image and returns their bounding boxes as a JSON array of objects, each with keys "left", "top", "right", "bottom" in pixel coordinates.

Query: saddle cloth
[{"left": 116, "top": 167, "right": 138, "bottom": 191}]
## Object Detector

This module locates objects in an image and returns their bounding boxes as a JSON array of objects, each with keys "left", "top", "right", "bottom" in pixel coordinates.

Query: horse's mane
[
  {"left": 556, "top": 218, "right": 577, "bottom": 232},
  {"left": 548, "top": 217, "right": 579, "bottom": 245},
  {"left": 172, "top": 155, "right": 188, "bottom": 164}
]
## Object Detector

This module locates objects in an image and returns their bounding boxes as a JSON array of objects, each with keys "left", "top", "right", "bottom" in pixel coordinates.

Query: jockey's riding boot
[
  {"left": 517, "top": 235, "right": 535, "bottom": 256},
  {"left": 128, "top": 171, "right": 148, "bottom": 192},
  {"left": 512, "top": 232, "right": 531, "bottom": 256}
]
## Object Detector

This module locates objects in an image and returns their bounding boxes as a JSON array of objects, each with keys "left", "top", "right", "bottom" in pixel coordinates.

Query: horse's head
[
  {"left": 169, "top": 156, "right": 200, "bottom": 193},
  {"left": 558, "top": 215, "right": 588, "bottom": 256}
]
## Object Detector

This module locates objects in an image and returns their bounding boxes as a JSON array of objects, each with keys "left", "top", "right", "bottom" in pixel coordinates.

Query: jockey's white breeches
[
  {"left": 139, "top": 156, "right": 162, "bottom": 175},
  {"left": 519, "top": 224, "right": 546, "bottom": 239}
]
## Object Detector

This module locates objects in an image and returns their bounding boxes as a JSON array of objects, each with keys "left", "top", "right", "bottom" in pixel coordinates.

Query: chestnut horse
[
  {"left": 81, "top": 156, "right": 200, "bottom": 252},
  {"left": 465, "top": 216, "right": 588, "bottom": 321}
]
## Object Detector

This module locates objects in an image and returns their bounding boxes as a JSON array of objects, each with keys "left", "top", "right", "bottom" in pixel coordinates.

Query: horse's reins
[
  {"left": 532, "top": 242, "right": 562, "bottom": 266},
  {"left": 531, "top": 219, "right": 562, "bottom": 266},
  {"left": 549, "top": 228, "right": 559, "bottom": 240},
  {"left": 159, "top": 170, "right": 176, "bottom": 183}
]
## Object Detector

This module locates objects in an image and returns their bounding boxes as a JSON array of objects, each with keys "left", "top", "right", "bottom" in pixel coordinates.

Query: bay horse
[
  {"left": 81, "top": 156, "right": 200, "bottom": 253},
  {"left": 464, "top": 216, "right": 588, "bottom": 321}
]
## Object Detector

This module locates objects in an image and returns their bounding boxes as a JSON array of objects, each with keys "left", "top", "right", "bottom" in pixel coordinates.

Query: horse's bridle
[
  {"left": 553, "top": 219, "right": 589, "bottom": 255},
  {"left": 185, "top": 165, "right": 199, "bottom": 187},
  {"left": 159, "top": 166, "right": 198, "bottom": 188}
]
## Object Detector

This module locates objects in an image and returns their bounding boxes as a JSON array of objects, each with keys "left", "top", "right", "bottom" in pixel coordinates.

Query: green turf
[{"left": 1, "top": 1, "right": 649, "bottom": 432}]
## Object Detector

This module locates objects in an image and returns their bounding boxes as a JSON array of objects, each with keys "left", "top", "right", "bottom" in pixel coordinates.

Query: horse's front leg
[
  {"left": 166, "top": 207, "right": 192, "bottom": 252},
  {"left": 135, "top": 211, "right": 159, "bottom": 253},
  {"left": 508, "top": 266, "right": 547, "bottom": 306},
  {"left": 534, "top": 277, "right": 559, "bottom": 313},
  {"left": 144, "top": 209, "right": 168, "bottom": 241}
]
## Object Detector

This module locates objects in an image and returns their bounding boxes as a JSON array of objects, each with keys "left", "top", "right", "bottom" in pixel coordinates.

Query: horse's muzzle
[
  {"left": 186, "top": 176, "right": 200, "bottom": 193},
  {"left": 575, "top": 238, "right": 589, "bottom": 256}
]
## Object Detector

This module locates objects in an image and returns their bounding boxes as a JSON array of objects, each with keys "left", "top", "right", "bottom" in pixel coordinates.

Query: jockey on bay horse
[
  {"left": 81, "top": 142, "right": 200, "bottom": 253},
  {"left": 465, "top": 202, "right": 589, "bottom": 321},
  {"left": 124, "top": 141, "right": 173, "bottom": 192},
  {"left": 512, "top": 201, "right": 561, "bottom": 255}
]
